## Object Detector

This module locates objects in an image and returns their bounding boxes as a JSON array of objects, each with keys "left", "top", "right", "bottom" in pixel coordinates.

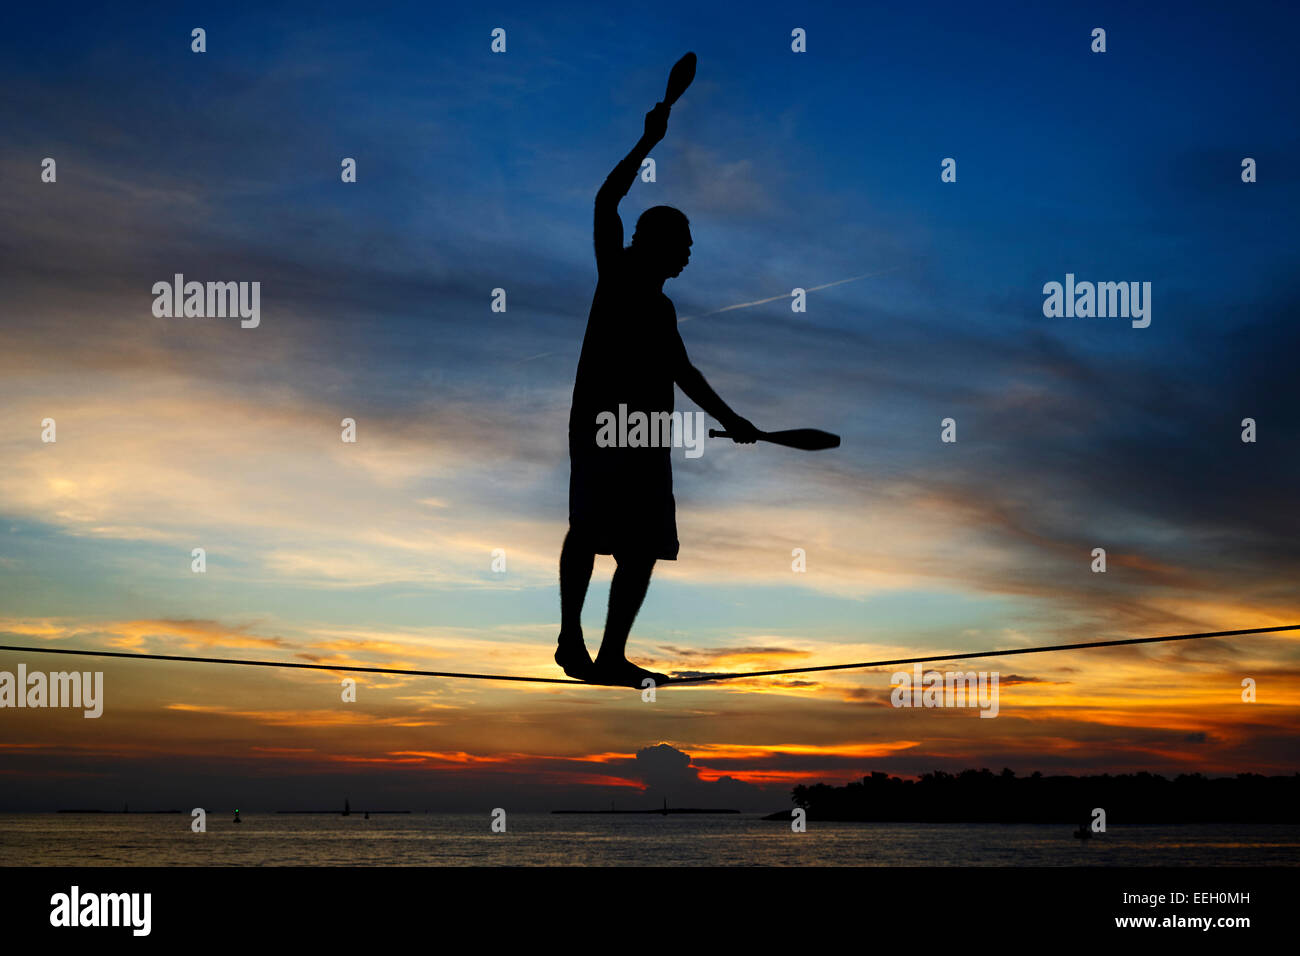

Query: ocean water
[{"left": 2, "top": 813, "right": 1297, "bottom": 866}]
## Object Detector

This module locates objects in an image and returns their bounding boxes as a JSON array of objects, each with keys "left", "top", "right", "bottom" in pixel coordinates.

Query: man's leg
[
  {"left": 591, "top": 552, "right": 668, "bottom": 687},
  {"left": 555, "top": 529, "right": 596, "bottom": 678}
]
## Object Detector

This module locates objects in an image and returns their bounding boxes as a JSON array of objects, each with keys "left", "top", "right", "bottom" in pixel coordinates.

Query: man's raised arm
[{"left": 594, "top": 103, "right": 670, "bottom": 269}]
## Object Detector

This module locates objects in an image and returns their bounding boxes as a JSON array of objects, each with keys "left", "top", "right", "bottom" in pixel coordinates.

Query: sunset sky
[{"left": 1, "top": 1, "right": 1298, "bottom": 812}]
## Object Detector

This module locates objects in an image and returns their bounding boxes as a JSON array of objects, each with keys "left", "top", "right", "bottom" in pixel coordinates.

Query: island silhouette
[{"left": 764, "top": 768, "right": 1300, "bottom": 823}]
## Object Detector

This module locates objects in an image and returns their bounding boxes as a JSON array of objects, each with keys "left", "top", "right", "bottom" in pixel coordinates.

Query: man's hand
[
  {"left": 643, "top": 102, "right": 670, "bottom": 144},
  {"left": 723, "top": 415, "right": 760, "bottom": 444}
]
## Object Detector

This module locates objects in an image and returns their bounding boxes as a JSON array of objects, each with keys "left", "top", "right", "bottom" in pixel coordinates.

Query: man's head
[{"left": 630, "top": 205, "right": 692, "bottom": 279}]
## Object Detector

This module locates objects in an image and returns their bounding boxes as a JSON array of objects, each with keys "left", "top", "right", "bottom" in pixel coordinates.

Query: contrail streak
[{"left": 676, "top": 267, "right": 899, "bottom": 323}]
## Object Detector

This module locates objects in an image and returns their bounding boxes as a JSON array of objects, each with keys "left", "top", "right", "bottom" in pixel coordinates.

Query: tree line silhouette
[{"left": 779, "top": 769, "right": 1300, "bottom": 823}]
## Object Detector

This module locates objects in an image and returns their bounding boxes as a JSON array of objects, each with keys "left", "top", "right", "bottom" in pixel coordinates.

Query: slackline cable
[{"left": 0, "top": 624, "right": 1295, "bottom": 687}]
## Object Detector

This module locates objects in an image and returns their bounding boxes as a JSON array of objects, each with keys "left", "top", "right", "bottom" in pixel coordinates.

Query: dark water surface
[{"left": 2, "top": 813, "right": 1297, "bottom": 866}]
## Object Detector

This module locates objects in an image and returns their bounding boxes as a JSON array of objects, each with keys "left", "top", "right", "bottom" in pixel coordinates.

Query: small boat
[
  {"left": 233, "top": 809, "right": 242, "bottom": 824},
  {"left": 1073, "top": 824, "right": 1090, "bottom": 839}
]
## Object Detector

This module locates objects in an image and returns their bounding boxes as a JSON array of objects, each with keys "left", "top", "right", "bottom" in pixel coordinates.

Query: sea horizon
[{"left": 3, "top": 813, "right": 1296, "bottom": 867}]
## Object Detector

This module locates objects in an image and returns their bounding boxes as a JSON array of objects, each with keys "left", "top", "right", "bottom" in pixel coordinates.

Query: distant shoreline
[
  {"left": 57, "top": 809, "right": 182, "bottom": 814},
  {"left": 776, "top": 769, "right": 1300, "bottom": 824},
  {"left": 276, "top": 810, "right": 412, "bottom": 815},
  {"left": 552, "top": 808, "right": 739, "bottom": 815}
]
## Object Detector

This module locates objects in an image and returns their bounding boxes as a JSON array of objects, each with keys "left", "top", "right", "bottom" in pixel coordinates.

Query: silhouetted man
[{"left": 557, "top": 99, "right": 758, "bottom": 688}]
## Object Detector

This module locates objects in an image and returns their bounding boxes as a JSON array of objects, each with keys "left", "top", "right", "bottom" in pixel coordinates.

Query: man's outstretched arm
[
  {"left": 594, "top": 103, "right": 670, "bottom": 269},
  {"left": 672, "top": 334, "right": 759, "bottom": 443}
]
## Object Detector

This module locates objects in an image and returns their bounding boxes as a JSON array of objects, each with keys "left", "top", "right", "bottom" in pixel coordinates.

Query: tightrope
[{"left": 0, "top": 624, "right": 1294, "bottom": 687}]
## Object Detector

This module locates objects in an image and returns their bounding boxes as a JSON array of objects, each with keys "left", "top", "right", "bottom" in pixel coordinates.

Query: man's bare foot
[
  {"left": 555, "top": 631, "right": 594, "bottom": 680},
  {"left": 590, "top": 656, "right": 669, "bottom": 689}
]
